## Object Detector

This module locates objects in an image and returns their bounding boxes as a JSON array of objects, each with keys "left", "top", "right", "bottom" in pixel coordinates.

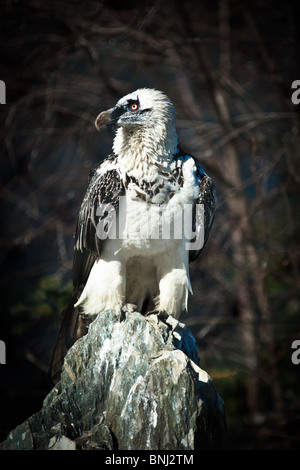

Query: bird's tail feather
[{"left": 48, "top": 289, "right": 88, "bottom": 384}]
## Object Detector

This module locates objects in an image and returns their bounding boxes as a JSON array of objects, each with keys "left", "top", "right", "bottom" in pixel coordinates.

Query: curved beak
[{"left": 95, "top": 109, "right": 112, "bottom": 131}]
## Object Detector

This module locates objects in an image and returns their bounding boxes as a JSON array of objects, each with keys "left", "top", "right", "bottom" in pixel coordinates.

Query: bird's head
[{"left": 95, "top": 88, "right": 176, "bottom": 133}]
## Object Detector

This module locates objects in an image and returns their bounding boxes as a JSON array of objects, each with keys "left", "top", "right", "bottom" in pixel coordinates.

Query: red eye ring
[{"left": 130, "top": 103, "right": 139, "bottom": 111}]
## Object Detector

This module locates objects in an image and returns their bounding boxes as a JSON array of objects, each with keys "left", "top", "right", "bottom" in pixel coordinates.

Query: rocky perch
[{"left": 0, "top": 309, "right": 227, "bottom": 450}]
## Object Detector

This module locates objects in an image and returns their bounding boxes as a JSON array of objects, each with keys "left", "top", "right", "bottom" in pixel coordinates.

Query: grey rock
[{"left": 0, "top": 309, "right": 226, "bottom": 450}]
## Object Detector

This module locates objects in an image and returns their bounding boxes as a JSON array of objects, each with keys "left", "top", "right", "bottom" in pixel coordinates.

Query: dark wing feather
[
  {"left": 72, "top": 157, "right": 125, "bottom": 289},
  {"left": 189, "top": 157, "right": 216, "bottom": 262},
  {"left": 49, "top": 156, "right": 125, "bottom": 383}
]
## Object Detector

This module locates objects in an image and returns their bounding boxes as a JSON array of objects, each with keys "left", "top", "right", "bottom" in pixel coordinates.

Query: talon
[
  {"left": 165, "top": 315, "right": 185, "bottom": 332},
  {"left": 122, "top": 303, "right": 140, "bottom": 313},
  {"left": 145, "top": 309, "right": 159, "bottom": 317},
  {"left": 145, "top": 309, "right": 185, "bottom": 333},
  {"left": 145, "top": 309, "right": 168, "bottom": 320},
  {"left": 157, "top": 310, "right": 169, "bottom": 322}
]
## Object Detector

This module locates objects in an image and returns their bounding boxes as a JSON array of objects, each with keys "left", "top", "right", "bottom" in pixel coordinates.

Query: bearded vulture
[{"left": 49, "top": 88, "right": 216, "bottom": 383}]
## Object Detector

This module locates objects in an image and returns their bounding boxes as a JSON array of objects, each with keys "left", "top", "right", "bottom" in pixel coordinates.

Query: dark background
[{"left": 1, "top": 0, "right": 300, "bottom": 449}]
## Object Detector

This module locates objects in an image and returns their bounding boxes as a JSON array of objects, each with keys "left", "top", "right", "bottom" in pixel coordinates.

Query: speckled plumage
[{"left": 49, "top": 88, "right": 216, "bottom": 383}]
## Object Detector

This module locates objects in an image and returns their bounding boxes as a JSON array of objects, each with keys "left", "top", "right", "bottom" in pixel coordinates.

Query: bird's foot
[
  {"left": 115, "top": 303, "right": 140, "bottom": 322},
  {"left": 122, "top": 303, "right": 140, "bottom": 313},
  {"left": 146, "top": 309, "right": 199, "bottom": 364},
  {"left": 145, "top": 309, "right": 185, "bottom": 332}
]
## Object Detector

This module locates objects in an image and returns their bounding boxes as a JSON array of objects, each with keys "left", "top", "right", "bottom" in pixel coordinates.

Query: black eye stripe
[
  {"left": 127, "top": 99, "right": 139, "bottom": 107},
  {"left": 127, "top": 99, "right": 140, "bottom": 111},
  {"left": 110, "top": 106, "right": 126, "bottom": 122},
  {"left": 109, "top": 99, "right": 150, "bottom": 125}
]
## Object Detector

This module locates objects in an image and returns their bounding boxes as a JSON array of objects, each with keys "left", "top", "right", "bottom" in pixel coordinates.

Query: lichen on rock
[{"left": 0, "top": 309, "right": 226, "bottom": 450}]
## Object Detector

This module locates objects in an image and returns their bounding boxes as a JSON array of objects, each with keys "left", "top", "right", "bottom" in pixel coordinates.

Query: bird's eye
[{"left": 129, "top": 103, "right": 139, "bottom": 111}]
